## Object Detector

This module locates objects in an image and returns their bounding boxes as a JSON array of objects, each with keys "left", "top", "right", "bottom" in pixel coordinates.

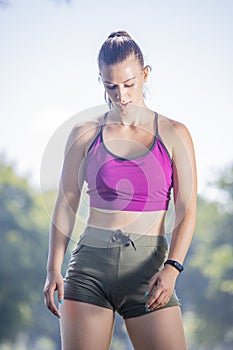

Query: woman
[{"left": 43, "top": 30, "right": 197, "bottom": 350}]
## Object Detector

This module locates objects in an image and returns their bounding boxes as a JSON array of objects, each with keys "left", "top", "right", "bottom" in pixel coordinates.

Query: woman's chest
[{"left": 102, "top": 126, "right": 156, "bottom": 159}]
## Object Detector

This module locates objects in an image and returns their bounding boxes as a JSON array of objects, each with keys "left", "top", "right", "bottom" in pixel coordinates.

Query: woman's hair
[{"left": 98, "top": 30, "right": 145, "bottom": 69}]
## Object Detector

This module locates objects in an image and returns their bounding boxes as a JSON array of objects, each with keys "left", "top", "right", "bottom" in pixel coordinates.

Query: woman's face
[{"left": 100, "top": 55, "right": 149, "bottom": 113}]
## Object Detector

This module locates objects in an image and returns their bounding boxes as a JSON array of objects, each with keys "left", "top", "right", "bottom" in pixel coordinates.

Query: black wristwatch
[{"left": 164, "top": 260, "right": 184, "bottom": 273}]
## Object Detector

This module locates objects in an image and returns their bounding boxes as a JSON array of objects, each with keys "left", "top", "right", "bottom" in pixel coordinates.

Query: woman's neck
[{"left": 111, "top": 104, "right": 152, "bottom": 127}]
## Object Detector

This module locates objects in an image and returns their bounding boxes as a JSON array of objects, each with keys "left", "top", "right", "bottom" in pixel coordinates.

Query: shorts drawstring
[{"left": 107, "top": 229, "right": 137, "bottom": 252}]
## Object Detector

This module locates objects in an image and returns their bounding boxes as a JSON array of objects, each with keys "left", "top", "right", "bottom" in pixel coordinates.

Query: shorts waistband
[{"left": 78, "top": 225, "right": 168, "bottom": 249}]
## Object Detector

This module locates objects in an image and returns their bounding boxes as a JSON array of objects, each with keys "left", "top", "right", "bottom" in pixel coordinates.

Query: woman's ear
[{"left": 143, "top": 65, "right": 151, "bottom": 82}]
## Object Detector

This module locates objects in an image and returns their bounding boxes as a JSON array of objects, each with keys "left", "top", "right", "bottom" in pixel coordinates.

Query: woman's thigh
[
  {"left": 125, "top": 306, "right": 187, "bottom": 350},
  {"left": 60, "top": 300, "right": 115, "bottom": 350}
]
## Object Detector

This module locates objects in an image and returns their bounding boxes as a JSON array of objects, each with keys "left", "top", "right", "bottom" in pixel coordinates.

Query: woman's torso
[{"left": 82, "top": 110, "right": 173, "bottom": 236}]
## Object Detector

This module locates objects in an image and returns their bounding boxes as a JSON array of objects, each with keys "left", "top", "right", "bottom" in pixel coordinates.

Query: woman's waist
[
  {"left": 78, "top": 225, "right": 168, "bottom": 249},
  {"left": 87, "top": 206, "right": 167, "bottom": 236}
]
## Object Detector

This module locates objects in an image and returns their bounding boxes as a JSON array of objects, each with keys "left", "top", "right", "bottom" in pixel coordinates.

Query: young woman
[{"left": 43, "top": 30, "right": 197, "bottom": 350}]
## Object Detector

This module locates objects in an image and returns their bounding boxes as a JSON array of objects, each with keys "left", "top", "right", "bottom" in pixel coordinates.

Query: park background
[{"left": 0, "top": 0, "right": 232, "bottom": 349}]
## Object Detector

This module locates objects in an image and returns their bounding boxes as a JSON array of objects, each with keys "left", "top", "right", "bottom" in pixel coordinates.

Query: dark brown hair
[{"left": 98, "top": 30, "right": 145, "bottom": 69}]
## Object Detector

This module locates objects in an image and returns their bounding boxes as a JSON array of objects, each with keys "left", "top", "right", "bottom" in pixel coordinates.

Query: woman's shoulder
[
  {"left": 156, "top": 113, "right": 194, "bottom": 159},
  {"left": 65, "top": 113, "right": 106, "bottom": 151},
  {"left": 158, "top": 113, "right": 192, "bottom": 142}
]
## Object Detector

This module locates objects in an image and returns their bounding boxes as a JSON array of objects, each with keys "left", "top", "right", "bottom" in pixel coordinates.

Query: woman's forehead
[{"left": 100, "top": 57, "right": 142, "bottom": 82}]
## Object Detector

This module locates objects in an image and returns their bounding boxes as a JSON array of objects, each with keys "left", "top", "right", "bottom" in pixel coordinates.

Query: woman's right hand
[{"left": 43, "top": 271, "right": 64, "bottom": 318}]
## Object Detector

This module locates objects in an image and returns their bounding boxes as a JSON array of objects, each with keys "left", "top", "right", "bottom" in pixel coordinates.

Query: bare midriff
[{"left": 87, "top": 207, "right": 167, "bottom": 236}]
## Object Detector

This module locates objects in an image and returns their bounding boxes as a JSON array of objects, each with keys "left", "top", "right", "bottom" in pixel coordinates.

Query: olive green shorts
[{"left": 64, "top": 226, "right": 181, "bottom": 319}]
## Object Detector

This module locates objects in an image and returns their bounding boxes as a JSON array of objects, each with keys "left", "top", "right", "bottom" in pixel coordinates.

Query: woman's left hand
[{"left": 145, "top": 265, "right": 179, "bottom": 311}]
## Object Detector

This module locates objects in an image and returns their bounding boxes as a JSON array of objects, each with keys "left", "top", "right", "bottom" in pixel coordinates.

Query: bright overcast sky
[{"left": 0, "top": 0, "right": 233, "bottom": 199}]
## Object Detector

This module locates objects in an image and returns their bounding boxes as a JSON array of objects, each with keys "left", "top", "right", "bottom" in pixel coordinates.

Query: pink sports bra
[{"left": 84, "top": 112, "right": 173, "bottom": 212}]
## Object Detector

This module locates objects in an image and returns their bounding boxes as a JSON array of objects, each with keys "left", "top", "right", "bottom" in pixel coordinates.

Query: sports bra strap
[
  {"left": 104, "top": 112, "right": 108, "bottom": 123},
  {"left": 155, "top": 112, "right": 160, "bottom": 138}
]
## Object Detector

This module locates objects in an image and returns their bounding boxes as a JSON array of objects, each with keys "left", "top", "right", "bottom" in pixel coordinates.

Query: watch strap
[{"left": 164, "top": 259, "right": 184, "bottom": 273}]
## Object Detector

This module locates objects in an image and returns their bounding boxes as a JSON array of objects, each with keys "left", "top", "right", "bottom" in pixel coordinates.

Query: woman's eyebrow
[{"left": 103, "top": 77, "right": 136, "bottom": 84}]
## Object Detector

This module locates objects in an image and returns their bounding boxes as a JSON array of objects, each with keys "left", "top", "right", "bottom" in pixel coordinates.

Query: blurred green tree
[
  {"left": 179, "top": 164, "right": 233, "bottom": 349},
  {"left": 0, "top": 161, "right": 60, "bottom": 348}
]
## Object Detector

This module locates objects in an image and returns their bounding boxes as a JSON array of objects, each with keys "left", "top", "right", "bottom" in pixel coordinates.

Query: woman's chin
[{"left": 113, "top": 102, "right": 131, "bottom": 115}]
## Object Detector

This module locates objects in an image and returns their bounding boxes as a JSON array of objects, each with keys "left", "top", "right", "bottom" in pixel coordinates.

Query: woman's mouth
[{"left": 119, "top": 102, "right": 130, "bottom": 108}]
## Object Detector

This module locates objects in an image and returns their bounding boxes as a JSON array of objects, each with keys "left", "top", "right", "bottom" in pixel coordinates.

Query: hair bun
[{"left": 107, "top": 30, "right": 131, "bottom": 40}]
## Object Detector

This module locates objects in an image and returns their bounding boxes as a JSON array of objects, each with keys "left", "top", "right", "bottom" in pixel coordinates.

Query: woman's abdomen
[{"left": 87, "top": 207, "right": 167, "bottom": 235}]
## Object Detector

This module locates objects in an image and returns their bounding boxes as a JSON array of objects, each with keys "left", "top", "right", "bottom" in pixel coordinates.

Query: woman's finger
[
  {"left": 146, "top": 281, "right": 172, "bottom": 310},
  {"left": 57, "top": 279, "right": 64, "bottom": 305},
  {"left": 44, "top": 284, "right": 61, "bottom": 318},
  {"left": 152, "top": 292, "right": 169, "bottom": 310}
]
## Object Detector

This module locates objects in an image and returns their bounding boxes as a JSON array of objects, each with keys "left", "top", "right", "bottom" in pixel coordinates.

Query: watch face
[
  {"left": 165, "top": 260, "right": 183, "bottom": 272},
  {"left": 175, "top": 262, "right": 183, "bottom": 271}
]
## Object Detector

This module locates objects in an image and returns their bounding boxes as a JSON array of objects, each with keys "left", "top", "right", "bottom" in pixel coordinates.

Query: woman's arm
[
  {"left": 146, "top": 121, "right": 197, "bottom": 310},
  {"left": 166, "top": 122, "right": 197, "bottom": 264},
  {"left": 46, "top": 125, "right": 86, "bottom": 273},
  {"left": 43, "top": 123, "right": 90, "bottom": 317}
]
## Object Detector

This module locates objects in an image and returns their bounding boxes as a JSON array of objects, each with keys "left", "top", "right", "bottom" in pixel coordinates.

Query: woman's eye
[
  {"left": 105, "top": 85, "right": 116, "bottom": 90},
  {"left": 125, "top": 83, "right": 134, "bottom": 88}
]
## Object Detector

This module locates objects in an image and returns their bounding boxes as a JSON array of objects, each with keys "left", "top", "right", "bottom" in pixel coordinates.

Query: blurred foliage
[
  {"left": 178, "top": 164, "right": 233, "bottom": 349},
  {"left": 0, "top": 161, "right": 60, "bottom": 348},
  {"left": 0, "top": 159, "right": 233, "bottom": 349}
]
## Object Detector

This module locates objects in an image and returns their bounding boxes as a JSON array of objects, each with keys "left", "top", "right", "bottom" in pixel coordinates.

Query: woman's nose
[{"left": 116, "top": 87, "right": 126, "bottom": 103}]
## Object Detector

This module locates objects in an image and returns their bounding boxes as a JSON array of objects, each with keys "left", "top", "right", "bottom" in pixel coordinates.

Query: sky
[{"left": 0, "top": 0, "right": 233, "bottom": 199}]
